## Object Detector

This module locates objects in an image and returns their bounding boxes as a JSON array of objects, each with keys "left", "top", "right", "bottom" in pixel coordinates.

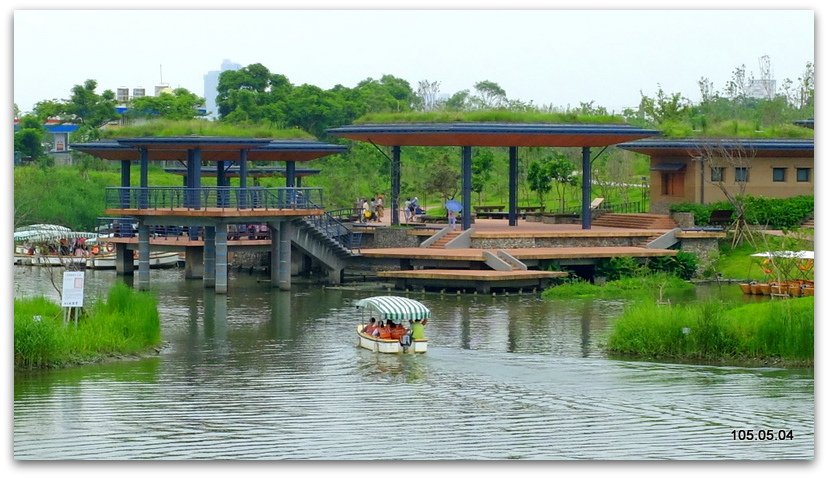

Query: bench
[
  {"left": 475, "top": 205, "right": 505, "bottom": 213},
  {"left": 708, "top": 209, "right": 734, "bottom": 229}
]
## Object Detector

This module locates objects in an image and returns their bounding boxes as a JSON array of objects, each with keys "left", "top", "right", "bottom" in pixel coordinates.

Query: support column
[
  {"left": 461, "top": 146, "right": 472, "bottom": 231},
  {"left": 139, "top": 148, "right": 149, "bottom": 208},
  {"left": 137, "top": 223, "right": 150, "bottom": 290},
  {"left": 215, "top": 225, "right": 228, "bottom": 294},
  {"left": 239, "top": 149, "right": 249, "bottom": 208},
  {"left": 391, "top": 145, "right": 401, "bottom": 226},
  {"left": 217, "top": 160, "right": 228, "bottom": 207},
  {"left": 204, "top": 226, "right": 216, "bottom": 288},
  {"left": 191, "top": 148, "right": 202, "bottom": 210},
  {"left": 114, "top": 243, "right": 134, "bottom": 275},
  {"left": 508, "top": 146, "right": 519, "bottom": 227},
  {"left": 120, "top": 160, "right": 131, "bottom": 208},
  {"left": 581, "top": 146, "right": 592, "bottom": 230},
  {"left": 269, "top": 222, "right": 280, "bottom": 286},
  {"left": 278, "top": 221, "right": 291, "bottom": 290},
  {"left": 185, "top": 246, "right": 204, "bottom": 279},
  {"left": 285, "top": 161, "right": 296, "bottom": 187}
]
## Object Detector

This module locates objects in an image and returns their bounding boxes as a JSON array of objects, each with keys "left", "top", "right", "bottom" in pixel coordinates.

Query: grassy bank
[
  {"left": 14, "top": 282, "right": 161, "bottom": 369},
  {"left": 605, "top": 297, "right": 814, "bottom": 366},
  {"left": 542, "top": 274, "right": 694, "bottom": 300}
]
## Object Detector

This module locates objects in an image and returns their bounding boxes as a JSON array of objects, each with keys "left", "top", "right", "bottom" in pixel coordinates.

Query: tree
[
  {"left": 128, "top": 88, "right": 205, "bottom": 120},
  {"left": 65, "top": 79, "right": 118, "bottom": 130},
  {"left": 444, "top": 89, "right": 471, "bottom": 111},
  {"left": 416, "top": 79, "right": 441, "bottom": 111},
  {"left": 527, "top": 159, "right": 553, "bottom": 210},
  {"left": 693, "top": 141, "right": 757, "bottom": 247},
  {"left": 473, "top": 80, "right": 507, "bottom": 109},
  {"left": 471, "top": 148, "right": 495, "bottom": 204},
  {"left": 14, "top": 115, "right": 46, "bottom": 162},
  {"left": 423, "top": 158, "right": 460, "bottom": 206}
]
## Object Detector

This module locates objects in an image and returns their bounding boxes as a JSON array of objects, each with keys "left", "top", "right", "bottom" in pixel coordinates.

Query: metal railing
[
  {"left": 600, "top": 201, "right": 645, "bottom": 214},
  {"left": 302, "top": 211, "right": 361, "bottom": 253},
  {"left": 104, "top": 187, "right": 324, "bottom": 211},
  {"left": 96, "top": 217, "right": 273, "bottom": 241}
]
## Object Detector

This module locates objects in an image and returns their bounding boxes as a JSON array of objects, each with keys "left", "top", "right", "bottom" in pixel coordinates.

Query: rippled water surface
[{"left": 13, "top": 267, "right": 814, "bottom": 460}]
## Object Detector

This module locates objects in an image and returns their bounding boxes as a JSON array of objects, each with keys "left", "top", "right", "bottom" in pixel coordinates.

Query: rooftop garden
[
  {"left": 99, "top": 119, "right": 313, "bottom": 140},
  {"left": 354, "top": 110, "right": 627, "bottom": 125}
]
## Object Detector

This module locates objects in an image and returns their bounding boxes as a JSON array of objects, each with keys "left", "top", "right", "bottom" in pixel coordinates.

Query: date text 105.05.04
[{"left": 731, "top": 429, "right": 794, "bottom": 441}]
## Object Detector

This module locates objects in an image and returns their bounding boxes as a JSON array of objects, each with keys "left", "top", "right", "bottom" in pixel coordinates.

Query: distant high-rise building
[{"left": 204, "top": 59, "right": 243, "bottom": 119}]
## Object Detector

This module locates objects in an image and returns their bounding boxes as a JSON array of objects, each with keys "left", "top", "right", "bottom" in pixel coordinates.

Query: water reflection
[{"left": 12, "top": 268, "right": 814, "bottom": 460}]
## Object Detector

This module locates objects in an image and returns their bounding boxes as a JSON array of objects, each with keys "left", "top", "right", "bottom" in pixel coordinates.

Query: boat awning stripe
[{"left": 354, "top": 296, "right": 431, "bottom": 321}]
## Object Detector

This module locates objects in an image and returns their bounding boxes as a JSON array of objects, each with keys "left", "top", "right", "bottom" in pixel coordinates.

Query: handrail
[
  {"left": 104, "top": 187, "right": 324, "bottom": 211},
  {"left": 302, "top": 210, "right": 359, "bottom": 254}
]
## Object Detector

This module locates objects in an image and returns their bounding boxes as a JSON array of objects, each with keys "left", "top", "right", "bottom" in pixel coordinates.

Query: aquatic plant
[
  {"left": 606, "top": 297, "right": 813, "bottom": 364},
  {"left": 14, "top": 282, "right": 161, "bottom": 369}
]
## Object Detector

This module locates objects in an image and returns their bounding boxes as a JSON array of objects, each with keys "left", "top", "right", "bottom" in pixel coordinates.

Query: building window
[
  {"left": 735, "top": 167, "right": 749, "bottom": 183},
  {"left": 710, "top": 167, "right": 725, "bottom": 182},
  {"left": 772, "top": 168, "right": 787, "bottom": 182},
  {"left": 797, "top": 168, "right": 811, "bottom": 182}
]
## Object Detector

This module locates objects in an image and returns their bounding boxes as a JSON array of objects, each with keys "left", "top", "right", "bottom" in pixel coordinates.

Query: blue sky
[{"left": 10, "top": 6, "right": 815, "bottom": 115}]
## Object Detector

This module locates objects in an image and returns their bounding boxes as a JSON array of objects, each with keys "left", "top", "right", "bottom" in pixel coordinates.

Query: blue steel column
[
  {"left": 581, "top": 146, "right": 592, "bottom": 230},
  {"left": 285, "top": 161, "right": 296, "bottom": 187},
  {"left": 217, "top": 160, "right": 227, "bottom": 207},
  {"left": 192, "top": 148, "right": 202, "bottom": 210},
  {"left": 508, "top": 146, "right": 519, "bottom": 227},
  {"left": 139, "top": 148, "right": 149, "bottom": 208},
  {"left": 391, "top": 146, "right": 401, "bottom": 226},
  {"left": 137, "top": 222, "right": 150, "bottom": 290},
  {"left": 120, "top": 160, "right": 131, "bottom": 208},
  {"left": 286, "top": 161, "right": 296, "bottom": 207},
  {"left": 215, "top": 225, "right": 228, "bottom": 294},
  {"left": 239, "top": 149, "right": 249, "bottom": 208},
  {"left": 278, "top": 221, "right": 291, "bottom": 290},
  {"left": 204, "top": 226, "right": 216, "bottom": 288},
  {"left": 461, "top": 146, "right": 472, "bottom": 231}
]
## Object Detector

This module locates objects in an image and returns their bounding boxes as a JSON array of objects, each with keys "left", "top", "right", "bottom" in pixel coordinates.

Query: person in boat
[
  {"left": 410, "top": 318, "right": 426, "bottom": 341},
  {"left": 362, "top": 318, "right": 378, "bottom": 335},
  {"left": 378, "top": 320, "right": 394, "bottom": 339},
  {"left": 390, "top": 322, "right": 407, "bottom": 341}
]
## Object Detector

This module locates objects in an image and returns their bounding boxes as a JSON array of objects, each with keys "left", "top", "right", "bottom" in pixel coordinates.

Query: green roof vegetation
[
  {"left": 354, "top": 110, "right": 627, "bottom": 125},
  {"left": 657, "top": 120, "right": 814, "bottom": 139},
  {"left": 99, "top": 119, "right": 314, "bottom": 139}
]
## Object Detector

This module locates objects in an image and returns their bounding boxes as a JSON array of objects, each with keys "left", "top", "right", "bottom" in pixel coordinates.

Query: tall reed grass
[
  {"left": 606, "top": 297, "right": 813, "bottom": 364},
  {"left": 14, "top": 282, "right": 161, "bottom": 369},
  {"left": 542, "top": 274, "right": 694, "bottom": 300}
]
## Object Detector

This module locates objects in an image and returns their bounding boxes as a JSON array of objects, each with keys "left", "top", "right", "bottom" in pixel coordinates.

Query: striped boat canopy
[{"left": 354, "top": 296, "right": 431, "bottom": 321}]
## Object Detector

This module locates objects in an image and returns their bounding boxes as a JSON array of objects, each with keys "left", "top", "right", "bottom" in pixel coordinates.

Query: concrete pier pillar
[
  {"left": 115, "top": 243, "right": 134, "bottom": 275},
  {"left": 278, "top": 221, "right": 291, "bottom": 290},
  {"left": 204, "top": 226, "right": 216, "bottom": 288},
  {"left": 269, "top": 222, "right": 280, "bottom": 286},
  {"left": 215, "top": 228, "right": 228, "bottom": 294},
  {"left": 137, "top": 224, "right": 150, "bottom": 290},
  {"left": 185, "top": 246, "right": 204, "bottom": 279}
]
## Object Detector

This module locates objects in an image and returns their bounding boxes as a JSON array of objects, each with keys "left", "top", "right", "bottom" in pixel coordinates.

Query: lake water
[{"left": 13, "top": 267, "right": 814, "bottom": 460}]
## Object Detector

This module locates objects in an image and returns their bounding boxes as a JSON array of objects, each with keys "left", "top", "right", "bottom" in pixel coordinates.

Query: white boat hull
[
  {"left": 14, "top": 252, "right": 180, "bottom": 269},
  {"left": 356, "top": 324, "right": 427, "bottom": 354}
]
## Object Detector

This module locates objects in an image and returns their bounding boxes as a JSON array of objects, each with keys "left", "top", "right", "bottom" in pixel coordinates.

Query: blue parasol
[{"left": 445, "top": 199, "right": 462, "bottom": 213}]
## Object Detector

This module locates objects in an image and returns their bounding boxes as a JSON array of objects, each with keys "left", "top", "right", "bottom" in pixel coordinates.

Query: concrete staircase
[
  {"left": 591, "top": 213, "right": 677, "bottom": 230},
  {"left": 427, "top": 230, "right": 462, "bottom": 249}
]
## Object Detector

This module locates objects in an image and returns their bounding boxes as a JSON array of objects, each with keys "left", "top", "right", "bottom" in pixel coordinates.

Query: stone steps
[{"left": 591, "top": 213, "right": 677, "bottom": 230}]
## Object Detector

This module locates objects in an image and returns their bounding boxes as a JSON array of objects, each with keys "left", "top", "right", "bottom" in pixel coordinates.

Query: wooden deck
[
  {"left": 378, "top": 269, "right": 567, "bottom": 293},
  {"left": 358, "top": 246, "right": 677, "bottom": 261}
]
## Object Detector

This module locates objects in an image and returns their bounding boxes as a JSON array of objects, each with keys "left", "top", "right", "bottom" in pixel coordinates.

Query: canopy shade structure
[
  {"left": 328, "top": 122, "right": 660, "bottom": 147},
  {"left": 354, "top": 296, "right": 432, "bottom": 321},
  {"left": 751, "top": 251, "right": 814, "bottom": 260},
  {"left": 649, "top": 162, "right": 687, "bottom": 171},
  {"left": 328, "top": 122, "right": 660, "bottom": 230},
  {"left": 617, "top": 138, "right": 814, "bottom": 158},
  {"left": 72, "top": 138, "right": 347, "bottom": 162}
]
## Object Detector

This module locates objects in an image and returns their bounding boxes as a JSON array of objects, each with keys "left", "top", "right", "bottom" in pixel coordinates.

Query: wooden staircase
[
  {"left": 427, "top": 230, "right": 462, "bottom": 249},
  {"left": 591, "top": 213, "right": 677, "bottom": 230},
  {"left": 801, "top": 218, "right": 815, "bottom": 229}
]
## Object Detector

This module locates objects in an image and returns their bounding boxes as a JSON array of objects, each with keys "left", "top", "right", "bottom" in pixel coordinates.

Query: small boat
[{"left": 354, "top": 296, "right": 430, "bottom": 354}]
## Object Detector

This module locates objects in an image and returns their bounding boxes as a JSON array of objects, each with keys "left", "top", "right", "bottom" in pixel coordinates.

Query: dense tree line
[{"left": 13, "top": 57, "right": 815, "bottom": 226}]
